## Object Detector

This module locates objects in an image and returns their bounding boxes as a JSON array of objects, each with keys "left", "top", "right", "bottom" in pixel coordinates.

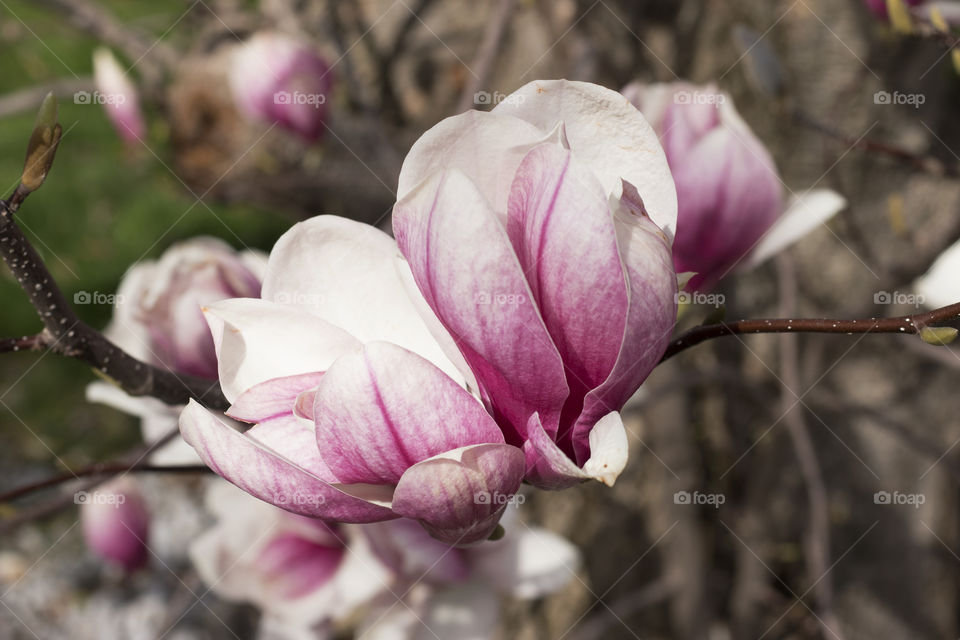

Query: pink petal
[
  {"left": 506, "top": 143, "right": 629, "bottom": 433},
  {"left": 571, "top": 187, "right": 677, "bottom": 462},
  {"left": 257, "top": 533, "right": 344, "bottom": 599},
  {"left": 522, "top": 413, "right": 588, "bottom": 490},
  {"left": 391, "top": 443, "right": 526, "bottom": 546},
  {"left": 179, "top": 400, "right": 395, "bottom": 523},
  {"left": 493, "top": 80, "right": 677, "bottom": 238},
  {"left": 312, "top": 342, "right": 505, "bottom": 485},
  {"left": 393, "top": 169, "right": 569, "bottom": 443},
  {"left": 228, "top": 371, "right": 326, "bottom": 423}
]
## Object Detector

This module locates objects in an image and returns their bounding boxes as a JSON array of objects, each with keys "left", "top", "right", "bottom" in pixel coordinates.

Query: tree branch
[
  {"left": 661, "top": 301, "right": 960, "bottom": 362},
  {"left": 0, "top": 200, "right": 228, "bottom": 409}
]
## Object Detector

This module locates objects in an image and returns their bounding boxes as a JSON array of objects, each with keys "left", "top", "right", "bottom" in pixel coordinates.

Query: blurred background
[{"left": 1, "top": 0, "right": 960, "bottom": 638}]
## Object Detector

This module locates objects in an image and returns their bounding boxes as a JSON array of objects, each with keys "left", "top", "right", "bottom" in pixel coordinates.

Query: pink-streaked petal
[
  {"left": 261, "top": 216, "right": 463, "bottom": 383},
  {"left": 507, "top": 142, "right": 628, "bottom": 397},
  {"left": 393, "top": 169, "right": 569, "bottom": 442},
  {"left": 179, "top": 400, "right": 396, "bottom": 523},
  {"left": 396, "top": 109, "right": 546, "bottom": 217},
  {"left": 228, "top": 371, "right": 326, "bottom": 423},
  {"left": 294, "top": 388, "right": 317, "bottom": 421},
  {"left": 493, "top": 80, "right": 678, "bottom": 238},
  {"left": 246, "top": 414, "right": 330, "bottom": 475},
  {"left": 392, "top": 443, "right": 526, "bottom": 546},
  {"left": 743, "top": 189, "right": 847, "bottom": 270},
  {"left": 313, "top": 342, "right": 505, "bottom": 485},
  {"left": 257, "top": 533, "right": 344, "bottom": 599},
  {"left": 204, "top": 298, "right": 360, "bottom": 403},
  {"left": 362, "top": 519, "right": 470, "bottom": 584},
  {"left": 571, "top": 192, "right": 677, "bottom": 462},
  {"left": 522, "top": 413, "right": 587, "bottom": 490}
]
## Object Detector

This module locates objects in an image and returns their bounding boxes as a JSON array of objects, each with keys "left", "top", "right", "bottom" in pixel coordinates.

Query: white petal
[
  {"left": 261, "top": 215, "right": 463, "bottom": 383},
  {"left": 580, "top": 412, "right": 629, "bottom": 487},
  {"left": 743, "top": 189, "right": 847, "bottom": 269},
  {"left": 472, "top": 525, "right": 581, "bottom": 599},
  {"left": 916, "top": 238, "right": 960, "bottom": 309},
  {"left": 203, "top": 297, "right": 361, "bottom": 402},
  {"left": 493, "top": 80, "right": 677, "bottom": 238}
]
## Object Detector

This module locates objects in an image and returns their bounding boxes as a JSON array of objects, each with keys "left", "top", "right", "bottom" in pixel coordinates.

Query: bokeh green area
[{"left": 0, "top": 1, "right": 288, "bottom": 471}]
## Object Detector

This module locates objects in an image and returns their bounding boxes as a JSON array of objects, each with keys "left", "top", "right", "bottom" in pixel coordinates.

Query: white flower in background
[
  {"left": 86, "top": 237, "right": 266, "bottom": 464},
  {"left": 92, "top": 48, "right": 147, "bottom": 145},
  {"left": 916, "top": 238, "right": 960, "bottom": 309}
]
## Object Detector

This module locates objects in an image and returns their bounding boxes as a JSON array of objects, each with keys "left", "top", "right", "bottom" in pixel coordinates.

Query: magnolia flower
[
  {"left": 358, "top": 509, "right": 579, "bottom": 640},
  {"left": 229, "top": 32, "right": 332, "bottom": 143},
  {"left": 179, "top": 216, "right": 526, "bottom": 545},
  {"left": 87, "top": 237, "right": 265, "bottom": 464},
  {"left": 191, "top": 482, "right": 389, "bottom": 639},
  {"left": 92, "top": 48, "right": 146, "bottom": 145},
  {"left": 622, "top": 82, "right": 846, "bottom": 293},
  {"left": 392, "top": 79, "right": 679, "bottom": 490},
  {"left": 916, "top": 238, "right": 960, "bottom": 309},
  {"left": 80, "top": 478, "right": 150, "bottom": 572}
]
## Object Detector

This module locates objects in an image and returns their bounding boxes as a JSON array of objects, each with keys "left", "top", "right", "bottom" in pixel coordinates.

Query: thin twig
[
  {"left": 776, "top": 255, "right": 843, "bottom": 640},
  {"left": 661, "top": 301, "right": 960, "bottom": 362},
  {"left": 0, "top": 333, "right": 47, "bottom": 353}
]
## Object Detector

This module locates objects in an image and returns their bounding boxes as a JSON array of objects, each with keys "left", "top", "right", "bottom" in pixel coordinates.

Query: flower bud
[
  {"left": 92, "top": 48, "right": 147, "bottom": 144},
  {"left": 20, "top": 93, "right": 61, "bottom": 193},
  {"left": 228, "top": 33, "right": 332, "bottom": 143},
  {"left": 80, "top": 478, "right": 150, "bottom": 572}
]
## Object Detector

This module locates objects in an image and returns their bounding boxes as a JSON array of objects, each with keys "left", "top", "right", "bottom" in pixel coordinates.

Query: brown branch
[
  {"left": 0, "top": 333, "right": 47, "bottom": 353},
  {"left": 661, "top": 301, "right": 960, "bottom": 362},
  {"left": 0, "top": 200, "right": 228, "bottom": 409}
]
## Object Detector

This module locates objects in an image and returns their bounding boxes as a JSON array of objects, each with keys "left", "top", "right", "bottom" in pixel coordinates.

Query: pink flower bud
[
  {"left": 92, "top": 48, "right": 146, "bottom": 145},
  {"left": 229, "top": 33, "right": 332, "bottom": 143},
  {"left": 110, "top": 238, "right": 263, "bottom": 379},
  {"left": 80, "top": 478, "right": 150, "bottom": 572},
  {"left": 625, "top": 83, "right": 782, "bottom": 292}
]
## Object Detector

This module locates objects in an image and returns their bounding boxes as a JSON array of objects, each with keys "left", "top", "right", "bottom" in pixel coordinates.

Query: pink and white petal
[
  {"left": 227, "top": 371, "right": 325, "bottom": 423},
  {"left": 393, "top": 169, "right": 569, "bottom": 441},
  {"left": 179, "top": 400, "right": 395, "bottom": 523},
  {"left": 522, "top": 413, "right": 588, "bottom": 490},
  {"left": 392, "top": 443, "right": 526, "bottom": 546},
  {"left": 742, "top": 189, "right": 847, "bottom": 270},
  {"left": 493, "top": 80, "right": 678, "bottom": 238},
  {"left": 396, "top": 109, "right": 546, "bottom": 216},
  {"left": 204, "top": 298, "right": 360, "bottom": 403},
  {"left": 257, "top": 533, "right": 344, "bottom": 599},
  {"left": 313, "top": 342, "right": 505, "bottom": 485},
  {"left": 471, "top": 525, "right": 581, "bottom": 599},
  {"left": 570, "top": 200, "right": 677, "bottom": 462},
  {"left": 507, "top": 143, "right": 628, "bottom": 392},
  {"left": 261, "top": 216, "right": 462, "bottom": 383}
]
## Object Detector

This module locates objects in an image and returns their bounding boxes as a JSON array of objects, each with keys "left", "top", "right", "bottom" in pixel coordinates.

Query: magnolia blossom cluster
[
  {"left": 622, "top": 82, "right": 846, "bottom": 293},
  {"left": 179, "top": 80, "right": 681, "bottom": 545},
  {"left": 192, "top": 483, "right": 579, "bottom": 639}
]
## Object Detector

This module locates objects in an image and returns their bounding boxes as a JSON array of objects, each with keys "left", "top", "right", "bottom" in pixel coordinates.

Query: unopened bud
[
  {"left": 80, "top": 478, "right": 150, "bottom": 572},
  {"left": 20, "top": 93, "right": 61, "bottom": 193},
  {"left": 920, "top": 326, "right": 958, "bottom": 346}
]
